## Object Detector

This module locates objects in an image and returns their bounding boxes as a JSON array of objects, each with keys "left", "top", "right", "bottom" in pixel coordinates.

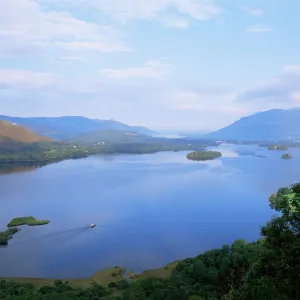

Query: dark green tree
[{"left": 234, "top": 183, "right": 300, "bottom": 300}]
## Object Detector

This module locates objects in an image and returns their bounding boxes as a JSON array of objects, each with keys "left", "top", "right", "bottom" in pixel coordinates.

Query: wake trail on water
[
  {"left": 63, "top": 228, "right": 101, "bottom": 255},
  {"left": 43, "top": 226, "right": 90, "bottom": 238},
  {"left": 12, "top": 226, "right": 90, "bottom": 246},
  {"left": 43, "top": 226, "right": 106, "bottom": 268},
  {"left": 1, "top": 224, "right": 108, "bottom": 271},
  {"left": 4, "top": 226, "right": 93, "bottom": 264},
  {"left": 44, "top": 231, "right": 87, "bottom": 268}
]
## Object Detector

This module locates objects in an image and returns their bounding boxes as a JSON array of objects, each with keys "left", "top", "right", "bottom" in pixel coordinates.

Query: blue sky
[{"left": 0, "top": 0, "right": 300, "bottom": 132}]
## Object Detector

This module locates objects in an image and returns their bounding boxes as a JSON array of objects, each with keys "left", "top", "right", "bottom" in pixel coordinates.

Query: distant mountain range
[
  {"left": 1, "top": 108, "right": 300, "bottom": 144},
  {"left": 205, "top": 108, "right": 300, "bottom": 141},
  {"left": 0, "top": 120, "right": 51, "bottom": 144},
  {"left": 0, "top": 115, "right": 157, "bottom": 140}
]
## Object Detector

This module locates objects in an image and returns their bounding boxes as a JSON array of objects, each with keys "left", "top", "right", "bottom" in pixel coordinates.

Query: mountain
[
  {"left": 0, "top": 120, "right": 51, "bottom": 144},
  {"left": 205, "top": 108, "right": 300, "bottom": 141},
  {"left": 0, "top": 116, "right": 157, "bottom": 140},
  {"left": 69, "top": 129, "right": 151, "bottom": 143}
]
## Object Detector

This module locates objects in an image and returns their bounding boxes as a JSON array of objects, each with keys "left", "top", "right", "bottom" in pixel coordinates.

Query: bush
[
  {"left": 108, "top": 281, "right": 117, "bottom": 288},
  {"left": 54, "top": 280, "right": 63, "bottom": 286}
]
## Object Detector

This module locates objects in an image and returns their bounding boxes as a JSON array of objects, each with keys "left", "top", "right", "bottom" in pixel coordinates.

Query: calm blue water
[{"left": 0, "top": 144, "right": 299, "bottom": 279}]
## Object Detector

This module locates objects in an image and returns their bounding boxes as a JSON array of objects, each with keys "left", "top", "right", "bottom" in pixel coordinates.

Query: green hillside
[{"left": 69, "top": 129, "right": 151, "bottom": 143}]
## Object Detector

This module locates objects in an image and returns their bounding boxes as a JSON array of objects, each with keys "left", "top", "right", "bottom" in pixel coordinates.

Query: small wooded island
[
  {"left": 186, "top": 151, "right": 222, "bottom": 161},
  {"left": 281, "top": 153, "right": 292, "bottom": 159},
  {"left": 0, "top": 216, "right": 49, "bottom": 246}
]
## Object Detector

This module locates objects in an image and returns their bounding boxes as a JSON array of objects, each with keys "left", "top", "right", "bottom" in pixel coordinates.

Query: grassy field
[
  {"left": 0, "top": 267, "right": 125, "bottom": 289},
  {"left": 128, "top": 261, "right": 179, "bottom": 281},
  {"left": 7, "top": 216, "right": 49, "bottom": 227},
  {"left": 0, "top": 261, "right": 179, "bottom": 288}
]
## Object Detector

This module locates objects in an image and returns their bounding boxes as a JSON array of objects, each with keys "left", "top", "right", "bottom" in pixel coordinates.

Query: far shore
[{"left": 0, "top": 148, "right": 206, "bottom": 169}]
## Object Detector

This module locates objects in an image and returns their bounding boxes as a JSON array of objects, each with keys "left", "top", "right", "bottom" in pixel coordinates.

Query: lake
[{"left": 0, "top": 144, "right": 299, "bottom": 279}]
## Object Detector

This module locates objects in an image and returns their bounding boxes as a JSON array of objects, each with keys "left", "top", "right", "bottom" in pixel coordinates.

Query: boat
[{"left": 90, "top": 224, "right": 96, "bottom": 228}]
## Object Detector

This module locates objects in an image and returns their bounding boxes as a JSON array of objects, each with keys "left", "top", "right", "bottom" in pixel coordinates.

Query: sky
[{"left": 0, "top": 0, "right": 300, "bottom": 132}]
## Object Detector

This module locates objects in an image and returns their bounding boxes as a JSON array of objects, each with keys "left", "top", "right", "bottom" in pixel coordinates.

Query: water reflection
[
  {"left": 0, "top": 162, "right": 49, "bottom": 174},
  {"left": 211, "top": 146, "right": 240, "bottom": 158}
]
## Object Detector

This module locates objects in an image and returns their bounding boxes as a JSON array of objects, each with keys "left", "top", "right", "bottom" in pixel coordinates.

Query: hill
[
  {"left": 69, "top": 129, "right": 151, "bottom": 143},
  {"left": 0, "top": 116, "right": 157, "bottom": 140},
  {"left": 205, "top": 108, "right": 300, "bottom": 141},
  {"left": 0, "top": 120, "right": 51, "bottom": 144}
]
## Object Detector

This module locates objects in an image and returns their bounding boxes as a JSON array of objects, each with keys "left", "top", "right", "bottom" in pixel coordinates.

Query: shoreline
[
  {"left": 0, "top": 148, "right": 202, "bottom": 165},
  {"left": 0, "top": 261, "right": 178, "bottom": 288}
]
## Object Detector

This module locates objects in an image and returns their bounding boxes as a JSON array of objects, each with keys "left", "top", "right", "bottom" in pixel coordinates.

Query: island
[
  {"left": 281, "top": 153, "right": 292, "bottom": 159},
  {"left": 7, "top": 216, "right": 49, "bottom": 227},
  {"left": 186, "top": 150, "right": 222, "bottom": 161}
]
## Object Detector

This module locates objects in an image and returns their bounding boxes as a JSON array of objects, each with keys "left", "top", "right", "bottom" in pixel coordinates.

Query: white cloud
[
  {"left": 0, "top": 69, "right": 59, "bottom": 90},
  {"left": 0, "top": 0, "right": 130, "bottom": 57},
  {"left": 0, "top": 69, "right": 106, "bottom": 93},
  {"left": 3, "top": 65, "right": 299, "bottom": 131},
  {"left": 100, "top": 60, "right": 172, "bottom": 79},
  {"left": 237, "top": 65, "right": 300, "bottom": 111},
  {"left": 246, "top": 25, "right": 273, "bottom": 33},
  {"left": 170, "top": 90, "right": 205, "bottom": 110},
  {"left": 241, "top": 6, "right": 263, "bottom": 16},
  {"left": 54, "top": 41, "right": 130, "bottom": 53},
  {"left": 0, "top": 67, "right": 246, "bottom": 131},
  {"left": 289, "top": 91, "right": 300, "bottom": 102},
  {"left": 166, "top": 89, "right": 243, "bottom": 113},
  {"left": 42, "top": 0, "right": 221, "bottom": 28},
  {"left": 57, "top": 56, "right": 85, "bottom": 62},
  {"left": 0, "top": 1, "right": 297, "bottom": 132},
  {"left": 158, "top": 13, "right": 190, "bottom": 28},
  {"left": 284, "top": 65, "right": 300, "bottom": 75}
]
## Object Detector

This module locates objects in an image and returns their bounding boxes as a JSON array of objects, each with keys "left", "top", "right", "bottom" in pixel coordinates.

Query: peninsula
[
  {"left": 0, "top": 217, "right": 49, "bottom": 246},
  {"left": 186, "top": 150, "right": 222, "bottom": 161},
  {"left": 0, "top": 227, "right": 19, "bottom": 246}
]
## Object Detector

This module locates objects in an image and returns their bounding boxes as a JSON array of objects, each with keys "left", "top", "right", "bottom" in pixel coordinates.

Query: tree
[
  {"left": 239, "top": 183, "right": 300, "bottom": 300},
  {"left": 231, "top": 240, "right": 247, "bottom": 251}
]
